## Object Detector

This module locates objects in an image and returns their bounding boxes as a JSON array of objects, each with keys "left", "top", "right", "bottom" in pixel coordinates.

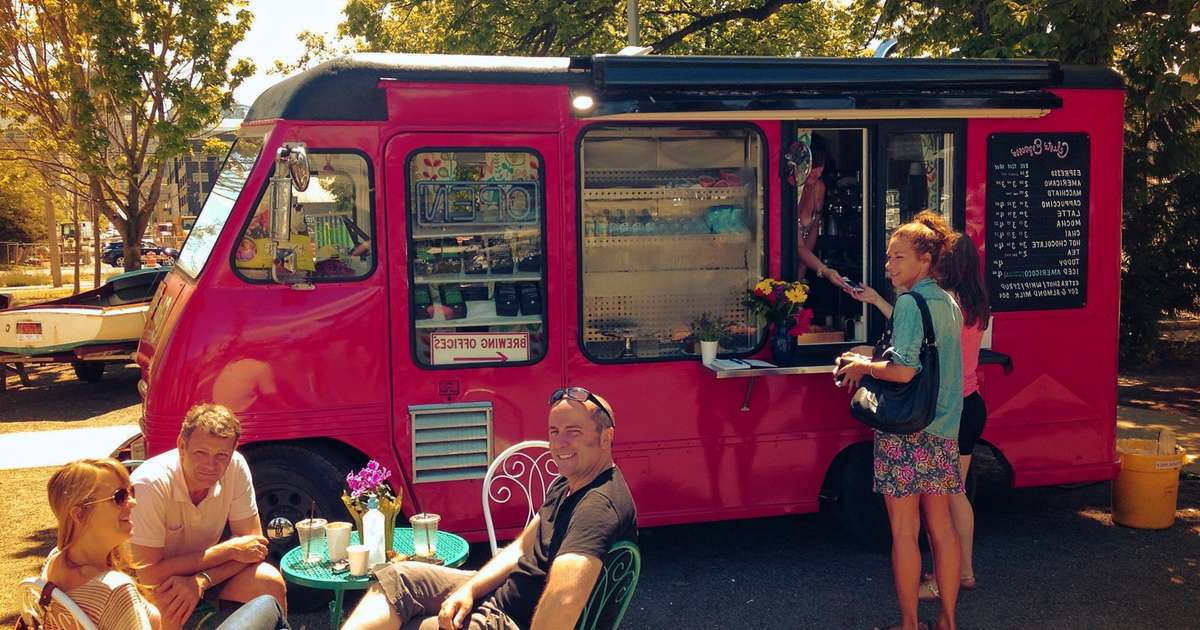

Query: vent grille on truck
[{"left": 409, "top": 402, "right": 492, "bottom": 483}]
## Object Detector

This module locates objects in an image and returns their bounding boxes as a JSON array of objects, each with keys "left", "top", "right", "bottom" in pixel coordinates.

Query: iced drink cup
[
  {"left": 295, "top": 518, "right": 327, "bottom": 564},
  {"left": 410, "top": 513, "right": 440, "bottom": 557},
  {"left": 326, "top": 521, "right": 353, "bottom": 562},
  {"left": 347, "top": 544, "right": 370, "bottom": 577}
]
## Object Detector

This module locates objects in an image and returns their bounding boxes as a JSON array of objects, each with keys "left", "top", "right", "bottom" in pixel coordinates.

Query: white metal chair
[
  {"left": 482, "top": 440, "right": 559, "bottom": 556},
  {"left": 17, "top": 576, "right": 99, "bottom": 630}
]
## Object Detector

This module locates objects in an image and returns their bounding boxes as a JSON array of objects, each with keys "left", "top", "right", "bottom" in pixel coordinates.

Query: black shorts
[{"left": 959, "top": 392, "right": 987, "bottom": 455}]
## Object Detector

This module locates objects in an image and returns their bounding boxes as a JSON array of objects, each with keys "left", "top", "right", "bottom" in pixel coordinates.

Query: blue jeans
[{"left": 214, "top": 595, "right": 290, "bottom": 630}]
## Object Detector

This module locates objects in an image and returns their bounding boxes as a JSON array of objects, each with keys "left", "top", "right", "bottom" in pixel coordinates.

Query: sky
[{"left": 230, "top": 0, "right": 351, "bottom": 106}]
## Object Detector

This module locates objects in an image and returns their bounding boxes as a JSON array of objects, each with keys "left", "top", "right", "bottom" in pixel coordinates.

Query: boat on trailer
[{"left": 0, "top": 267, "right": 168, "bottom": 388}]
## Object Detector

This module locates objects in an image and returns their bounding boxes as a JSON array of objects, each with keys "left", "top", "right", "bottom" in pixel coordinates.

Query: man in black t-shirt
[{"left": 342, "top": 387, "right": 637, "bottom": 630}]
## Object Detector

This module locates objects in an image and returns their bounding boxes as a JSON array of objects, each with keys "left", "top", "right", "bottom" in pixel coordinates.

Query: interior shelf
[
  {"left": 415, "top": 299, "right": 542, "bottom": 329},
  {"left": 582, "top": 186, "right": 748, "bottom": 201},
  {"left": 411, "top": 226, "right": 539, "bottom": 241},
  {"left": 413, "top": 272, "right": 542, "bottom": 285}
]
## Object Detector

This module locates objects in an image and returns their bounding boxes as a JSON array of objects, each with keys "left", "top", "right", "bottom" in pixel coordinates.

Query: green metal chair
[{"left": 575, "top": 540, "right": 641, "bottom": 630}]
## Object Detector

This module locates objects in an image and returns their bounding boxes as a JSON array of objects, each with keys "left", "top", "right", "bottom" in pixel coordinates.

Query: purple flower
[{"left": 347, "top": 460, "right": 393, "bottom": 500}]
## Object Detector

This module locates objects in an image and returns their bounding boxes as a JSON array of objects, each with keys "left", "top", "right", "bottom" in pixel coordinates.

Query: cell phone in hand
[{"left": 842, "top": 277, "right": 864, "bottom": 292}]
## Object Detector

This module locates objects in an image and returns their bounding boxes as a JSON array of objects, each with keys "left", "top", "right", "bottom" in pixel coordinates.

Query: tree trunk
[
  {"left": 43, "top": 182, "right": 62, "bottom": 287},
  {"left": 72, "top": 190, "right": 81, "bottom": 294},
  {"left": 92, "top": 195, "right": 101, "bottom": 286},
  {"left": 123, "top": 219, "right": 143, "bottom": 272}
]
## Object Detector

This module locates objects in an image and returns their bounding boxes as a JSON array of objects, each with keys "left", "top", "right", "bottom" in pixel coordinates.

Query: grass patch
[{"left": 0, "top": 466, "right": 59, "bottom": 627}]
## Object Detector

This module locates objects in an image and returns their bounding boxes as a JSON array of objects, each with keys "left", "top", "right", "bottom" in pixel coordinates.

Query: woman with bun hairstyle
[
  {"left": 836, "top": 211, "right": 964, "bottom": 630},
  {"left": 39, "top": 458, "right": 289, "bottom": 630},
  {"left": 849, "top": 223, "right": 992, "bottom": 602}
]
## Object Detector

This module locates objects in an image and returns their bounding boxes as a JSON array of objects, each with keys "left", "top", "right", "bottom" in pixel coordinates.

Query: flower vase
[
  {"left": 341, "top": 489, "right": 404, "bottom": 555},
  {"left": 771, "top": 323, "right": 795, "bottom": 365}
]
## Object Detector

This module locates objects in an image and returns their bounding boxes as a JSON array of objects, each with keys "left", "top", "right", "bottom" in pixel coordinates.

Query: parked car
[{"left": 101, "top": 240, "right": 178, "bottom": 267}]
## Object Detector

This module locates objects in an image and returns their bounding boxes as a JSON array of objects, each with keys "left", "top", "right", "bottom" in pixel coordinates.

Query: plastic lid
[{"left": 367, "top": 495, "right": 379, "bottom": 509}]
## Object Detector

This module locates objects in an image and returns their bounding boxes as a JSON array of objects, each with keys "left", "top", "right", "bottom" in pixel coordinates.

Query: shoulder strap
[
  {"left": 902, "top": 291, "right": 937, "bottom": 346},
  {"left": 38, "top": 580, "right": 57, "bottom": 609}
]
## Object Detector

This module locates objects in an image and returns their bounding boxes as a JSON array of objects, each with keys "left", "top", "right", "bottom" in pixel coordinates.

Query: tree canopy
[
  {"left": 0, "top": 0, "right": 254, "bottom": 269},
  {"left": 339, "top": 0, "right": 878, "bottom": 57}
]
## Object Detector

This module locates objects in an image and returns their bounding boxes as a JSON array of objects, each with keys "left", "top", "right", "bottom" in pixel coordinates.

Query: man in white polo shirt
[{"left": 130, "top": 403, "right": 286, "bottom": 627}]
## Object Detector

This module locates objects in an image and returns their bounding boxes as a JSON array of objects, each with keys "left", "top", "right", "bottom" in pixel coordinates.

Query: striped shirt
[{"left": 41, "top": 570, "right": 153, "bottom": 630}]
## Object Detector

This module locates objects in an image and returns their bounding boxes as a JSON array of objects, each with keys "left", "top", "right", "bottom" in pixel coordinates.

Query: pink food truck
[{"left": 133, "top": 53, "right": 1124, "bottom": 549}]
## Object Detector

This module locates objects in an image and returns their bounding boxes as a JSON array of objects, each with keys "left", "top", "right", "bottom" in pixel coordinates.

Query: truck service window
[
  {"left": 580, "top": 126, "right": 766, "bottom": 361},
  {"left": 790, "top": 128, "right": 869, "bottom": 347},
  {"left": 233, "top": 152, "right": 375, "bottom": 282},
  {"left": 407, "top": 150, "right": 547, "bottom": 368},
  {"left": 176, "top": 137, "right": 262, "bottom": 278}
]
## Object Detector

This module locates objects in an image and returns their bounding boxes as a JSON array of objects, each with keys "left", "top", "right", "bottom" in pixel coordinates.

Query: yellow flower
[
  {"left": 785, "top": 285, "right": 808, "bottom": 305},
  {"left": 754, "top": 278, "right": 775, "bottom": 295}
]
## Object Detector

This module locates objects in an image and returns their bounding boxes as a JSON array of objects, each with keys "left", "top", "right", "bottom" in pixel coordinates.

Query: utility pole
[{"left": 627, "top": 0, "right": 639, "bottom": 46}]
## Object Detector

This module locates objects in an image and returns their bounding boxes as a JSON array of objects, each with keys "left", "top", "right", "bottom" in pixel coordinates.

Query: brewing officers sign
[{"left": 985, "top": 133, "right": 1090, "bottom": 311}]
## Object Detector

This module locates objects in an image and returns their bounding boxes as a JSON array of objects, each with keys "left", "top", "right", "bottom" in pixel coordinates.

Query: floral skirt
[{"left": 873, "top": 430, "right": 963, "bottom": 497}]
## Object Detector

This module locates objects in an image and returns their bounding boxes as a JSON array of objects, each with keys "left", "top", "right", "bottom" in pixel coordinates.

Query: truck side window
[
  {"left": 233, "top": 152, "right": 375, "bottom": 282},
  {"left": 579, "top": 126, "right": 767, "bottom": 362},
  {"left": 407, "top": 150, "right": 547, "bottom": 368},
  {"left": 883, "top": 132, "right": 955, "bottom": 232}
]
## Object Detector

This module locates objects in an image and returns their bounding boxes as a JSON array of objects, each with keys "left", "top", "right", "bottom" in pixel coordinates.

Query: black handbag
[{"left": 850, "top": 291, "right": 940, "bottom": 434}]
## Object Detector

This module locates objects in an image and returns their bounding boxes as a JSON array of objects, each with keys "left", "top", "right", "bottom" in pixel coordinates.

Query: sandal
[
  {"left": 872, "top": 623, "right": 931, "bottom": 630},
  {"left": 960, "top": 574, "right": 977, "bottom": 591},
  {"left": 918, "top": 578, "right": 940, "bottom": 601}
]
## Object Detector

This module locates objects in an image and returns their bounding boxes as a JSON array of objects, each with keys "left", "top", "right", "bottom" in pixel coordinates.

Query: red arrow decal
[{"left": 453, "top": 352, "right": 509, "bottom": 363}]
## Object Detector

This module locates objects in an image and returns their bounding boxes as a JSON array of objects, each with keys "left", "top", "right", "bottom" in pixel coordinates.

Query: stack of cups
[{"left": 326, "top": 521, "right": 353, "bottom": 563}]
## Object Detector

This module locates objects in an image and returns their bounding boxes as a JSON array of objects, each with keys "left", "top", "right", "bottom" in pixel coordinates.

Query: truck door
[{"left": 383, "top": 133, "right": 564, "bottom": 531}]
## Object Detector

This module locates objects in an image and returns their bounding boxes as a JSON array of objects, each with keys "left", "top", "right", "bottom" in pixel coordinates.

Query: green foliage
[
  {"left": 690, "top": 312, "right": 733, "bottom": 342},
  {"left": 0, "top": 161, "right": 47, "bottom": 241},
  {"left": 878, "top": 0, "right": 1200, "bottom": 362},
  {"left": 340, "top": 0, "right": 877, "bottom": 57},
  {"left": 0, "top": 0, "right": 253, "bottom": 270}
]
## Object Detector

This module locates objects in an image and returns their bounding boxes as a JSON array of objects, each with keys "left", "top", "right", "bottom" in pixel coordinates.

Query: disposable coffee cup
[
  {"left": 295, "top": 518, "right": 327, "bottom": 564},
  {"left": 347, "top": 544, "right": 371, "bottom": 577},
  {"left": 410, "top": 513, "right": 441, "bottom": 558},
  {"left": 326, "top": 521, "right": 353, "bottom": 562}
]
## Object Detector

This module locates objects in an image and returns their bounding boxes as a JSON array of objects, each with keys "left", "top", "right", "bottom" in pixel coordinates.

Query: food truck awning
[
  {"left": 579, "top": 56, "right": 1088, "bottom": 119},
  {"left": 245, "top": 53, "right": 1120, "bottom": 123}
]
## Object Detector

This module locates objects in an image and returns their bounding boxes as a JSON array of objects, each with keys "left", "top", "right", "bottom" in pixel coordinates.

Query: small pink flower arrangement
[{"left": 346, "top": 460, "right": 393, "bottom": 501}]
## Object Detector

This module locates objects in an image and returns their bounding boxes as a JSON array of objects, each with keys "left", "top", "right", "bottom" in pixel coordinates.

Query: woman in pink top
[{"left": 920, "top": 234, "right": 990, "bottom": 600}]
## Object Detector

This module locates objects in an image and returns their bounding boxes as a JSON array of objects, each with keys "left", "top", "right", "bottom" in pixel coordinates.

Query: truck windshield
[{"left": 175, "top": 137, "right": 264, "bottom": 278}]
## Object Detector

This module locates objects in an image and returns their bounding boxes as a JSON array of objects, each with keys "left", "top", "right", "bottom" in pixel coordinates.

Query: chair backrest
[
  {"left": 482, "top": 440, "right": 559, "bottom": 556},
  {"left": 576, "top": 541, "right": 642, "bottom": 630},
  {"left": 17, "top": 577, "right": 99, "bottom": 630}
]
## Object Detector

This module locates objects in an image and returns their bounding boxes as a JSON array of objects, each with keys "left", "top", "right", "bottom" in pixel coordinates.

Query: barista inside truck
[{"left": 790, "top": 141, "right": 851, "bottom": 292}]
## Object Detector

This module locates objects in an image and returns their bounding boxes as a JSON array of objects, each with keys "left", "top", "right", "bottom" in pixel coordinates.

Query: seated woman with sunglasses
[{"left": 41, "top": 458, "right": 289, "bottom": 630}]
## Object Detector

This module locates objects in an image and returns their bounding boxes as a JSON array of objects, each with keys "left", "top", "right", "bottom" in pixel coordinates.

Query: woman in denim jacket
[{"left": 836, "top": 212, "right": 964, "bottom": 630}]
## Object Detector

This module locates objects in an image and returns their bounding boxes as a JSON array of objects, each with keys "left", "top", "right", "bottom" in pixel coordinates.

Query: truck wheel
[
  {"left": 827, "top": 444, "right": 891, "bottom": 552},
  {"left": 246, "top": 443, "right": 355, "bottom": 613},
  {"left": 114, "top": 255, "right": 124, "bottom": 267},
  {"left": 72, "top": 361, "right": 105, "bottom": 383}
]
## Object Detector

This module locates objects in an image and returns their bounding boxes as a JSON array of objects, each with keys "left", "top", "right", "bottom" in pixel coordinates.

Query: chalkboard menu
[{"left": 986, "top": 133, "right": 1089, "bottom": 311}]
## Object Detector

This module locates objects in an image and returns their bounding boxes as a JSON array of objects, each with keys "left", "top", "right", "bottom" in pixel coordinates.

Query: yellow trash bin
[{"left": 1112, "top": 438, "right": 1188, "bottom": 529}]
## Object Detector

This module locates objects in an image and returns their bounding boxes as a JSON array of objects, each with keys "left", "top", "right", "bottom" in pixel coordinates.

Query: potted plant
[
  {"left": 744, "top": 278, "right": 815, "bottom": 364},
  {"left": 690, "top": 313, "right": 732, "bottom": 365}
]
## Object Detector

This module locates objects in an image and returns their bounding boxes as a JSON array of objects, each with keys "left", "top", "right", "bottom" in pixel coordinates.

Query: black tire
[
  {"left": 114, "top": 255, "right": 124, "bottom": 267},
  {"left": 827, "top": 444, "right": 892, "bottom": 552},
  {"left": 72, "top": 361, "right": 105, "bottom": 383},
  {"left": 245, "top": 443, "right": 355, "bottom": 613}
]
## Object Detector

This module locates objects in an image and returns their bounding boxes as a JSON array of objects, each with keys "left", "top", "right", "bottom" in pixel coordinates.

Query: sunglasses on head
[
  {"left": 548, "top": 386, "right": 614, "bottom": 427},
  {"left": 81, "top": 486, "right": 135, "bottom": 508}
]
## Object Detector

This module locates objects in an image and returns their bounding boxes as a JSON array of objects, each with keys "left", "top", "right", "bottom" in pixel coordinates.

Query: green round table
[{"left": 280, "top": 527, "right": 470, "bottom": 628}]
